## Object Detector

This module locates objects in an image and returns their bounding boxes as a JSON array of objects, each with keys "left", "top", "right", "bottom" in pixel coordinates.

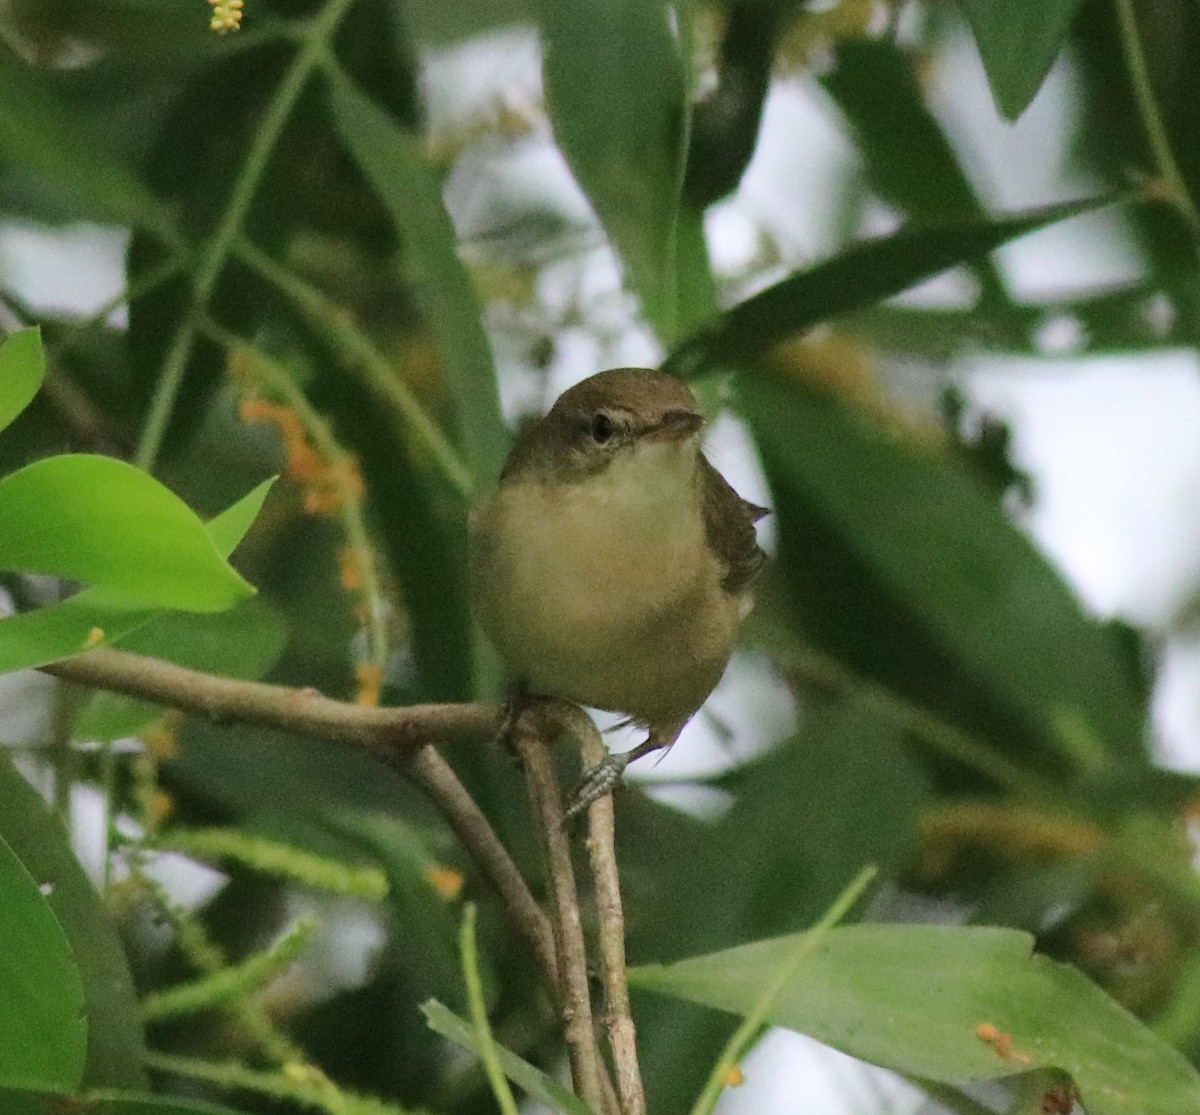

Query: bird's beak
[{"left": 648, "top": 409, "right": 704, "bottom": 442}]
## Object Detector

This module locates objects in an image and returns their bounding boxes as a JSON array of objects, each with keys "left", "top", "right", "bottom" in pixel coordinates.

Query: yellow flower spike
[
  {"left": 142, "top": 711, "right": 184, "bottom": 761},
  {"left": 207, "top": 0, "right": 244, "bottom": 34},
  {"left": 354, "top": 662, "right": 383, "bottom": 708},
  {"left": 147, "top": 791, "right": 175, "bottom": 828},
  {"left": 426, "top": 865, "right": 464, "bottom": 900},
  {"left": 720, "top": 1064, "right": 744, "bottom": 1087}
]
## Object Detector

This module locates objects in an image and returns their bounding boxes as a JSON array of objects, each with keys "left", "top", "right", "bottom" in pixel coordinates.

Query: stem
[
  {"left": 145, "top": 1051, "right": 407, "bottom": 1115},
  {"left": 134, "top": 866, "right": 304, "bottom": 1066},
  {"left": 135, "top": 0, "right": 360, "bottom": 471},
  {"left": 43, "top": 648, "right": 490, "bottom": 755},
  {"left": 235, "top": 237, "right": 473, "bottom": 498},
  {"left": 203, "top": 321, "right": 390, "bottom": 676},
  {"left": 512, "top": 701, "right": 611, "bottom": 1113},
  {"left": 59, "top": 253, "right": 188, "bottom": 353},
  {"left": 49, "top": 676, "right": 79, "bottom": 821},
  {"left": 689, "top": 864, "right": 878, "bottom": 1115},
  {"left": 1114, "top": 0, "right": 1200, "bottom": 250},
  {"left": 581, "top": 721, "right": 645, "bottom": 1115},
  {"left": 460, "top": 903, "right": 521, "bottom": 1115},
  {"left": 142, "top": 917, "right": 316, "bottom": 1021}
]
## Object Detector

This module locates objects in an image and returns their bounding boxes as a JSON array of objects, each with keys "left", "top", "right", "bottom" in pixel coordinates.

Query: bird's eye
[{"left": 590, "top": 412, "right": 617, "bottom": 443}]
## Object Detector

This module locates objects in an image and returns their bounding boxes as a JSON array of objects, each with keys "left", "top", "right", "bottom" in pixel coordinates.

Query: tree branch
[
  {"left": 41, "top": 648, "right": 558, "bottom": 994},
  {"left": 581, "top": 723, "right": 645, "bottom": 1115},
  {"left": 44, "top": 648, "right": 492, "bottom": 754},
  {"left": 511, "top": 701, "right": 613, "bottom": 1114}
]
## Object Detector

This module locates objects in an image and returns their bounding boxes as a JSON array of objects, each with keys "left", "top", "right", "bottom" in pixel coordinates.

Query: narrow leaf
[
  {"left": 0, "top": 329, "right": 45, "bottom": 435},
  {"left": 739, "top": 374, "right": 1144, "bottom": 767},
  {"left": 0, "top": 833, "right": 86, "bottom": 1090},
  {"left": 959, "top": 0, "right": 1084, "bottom": 121},
  {"left": 203, "top": 477, "right": 276, "bottom": 557},
  {"left": 326, "top": 72, "right": 508, "bottom": 489},
  {"left": 534, "top": 0, "right": 691, "bottom": 339},
  {"left": 631, "top": 924, "right": 1200, "bottom": 1115},
  {"left": 0, "top": 455, "right": 254, "bottom": 612},
  {"left": 664, "top": 196, "right": 1120, "bottom": 377},
  {"left": 422, "top": 1000, "right": 591, "bottom": 1115}
]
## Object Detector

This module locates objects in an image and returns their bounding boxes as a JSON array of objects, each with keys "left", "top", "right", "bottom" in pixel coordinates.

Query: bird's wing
[{"left": 700, "top": 455, "right": 768, "bottom": 594}]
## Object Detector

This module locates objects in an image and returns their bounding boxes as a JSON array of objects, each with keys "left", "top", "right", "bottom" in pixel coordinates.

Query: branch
[
  {"left": 44, "top": 648, "right": 491, "bottom": 755},
  {"left": 581, "top": 724, "right": 645, "bottom": 1115},
  {"left": 511, "top": 701, "right": 613, "bottom": 1115},
  {"left": 42, "top": 648, "right": 558, "bottom": 994}
]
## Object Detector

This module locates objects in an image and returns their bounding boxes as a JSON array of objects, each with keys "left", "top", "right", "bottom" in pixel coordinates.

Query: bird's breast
[{"left": 471, "top": 445, "right": 742, "bottom": 722}]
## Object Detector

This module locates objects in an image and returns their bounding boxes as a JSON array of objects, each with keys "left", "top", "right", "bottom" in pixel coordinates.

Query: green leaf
[
  {"left": 0, "top": 46, "right": 177, "bottom": 242},
  {"left": 630, "top": 703, "right": 925, "bottom": 1113},
  {"left": 203, "top": 477, "right": 276, "bottom": 558},
  {"left": 0, "top": 758, "right": 145, "bottom": 1089},
  {"left": 534, "top": 0, "right": 691, "bottom": 340},
  {"left": 958, "top": 0, "right": 1084, "bottom": 121},
  {"left": 641, "top": 703, "right": 924, "bottom": 961},
  {"left": 0, "top": 832, "right": 86, "bottom": 1090},
  {"left": 821, "top": 40, "right": 987, "bottom": 221},
  {"left": 0, "top": 591, "right": 157, "bottom": 676},
  {"left": 422, "top": 1000, "right": 591, "bottom": 1115},
  {"left": 664, "top": 196, "right": 1121, "bottom": 378},
  {"left": 0, "top": 329, "right": 45, "bottom": 435},
  {"left": 74, "top": 600, "right": 286, "bottom": 742},
  {"left": 326, "top": 72, "right": 508, "bottom": 489},
  {"left": 0, "top": 479, "right": 274, "bottom": 688},
  {"left": 0, "top": 1086, "right": 249, "bottom": 1115},
  {"left": 0, "top": 455, "right": 254, "bottom": 611},
  {"left": 631, "top": 924, "right": 1200, "bottom": 1115},
  {"left": 738, "top": 375, "right": 1144, "bottom": 769}
]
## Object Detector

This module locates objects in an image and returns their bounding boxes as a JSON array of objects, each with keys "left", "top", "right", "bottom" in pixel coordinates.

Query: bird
[{"left": 470, "top": 367, "right": 767, "bottom": 813}]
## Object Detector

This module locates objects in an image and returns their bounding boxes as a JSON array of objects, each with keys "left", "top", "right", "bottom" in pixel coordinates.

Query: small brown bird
[{"left": 470, "top": 368, "right": 767, "bottom": 809}]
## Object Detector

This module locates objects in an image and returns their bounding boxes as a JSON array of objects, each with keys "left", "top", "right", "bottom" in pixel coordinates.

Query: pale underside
[{"left": 471, "top": 437, "right": 750, "bottom": 732}]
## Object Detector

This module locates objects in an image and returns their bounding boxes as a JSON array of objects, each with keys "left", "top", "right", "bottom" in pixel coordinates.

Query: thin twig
[
  {"left": 581, "top": 722, "right": 645, "bottom": 1115},
  {"left": 136, "top": 0, "right": 360, "bottom": 471},
  {"left": 689, "top": 864, "right": 878, "bottom": 1115},
  {"left": 511, "top": 701, "right": 610, "bottom": 1114},
  {"left": 40, "top": 649, "right": 559, "bottom": 994},
  {"left": 460, "top": 902, "right": 521, "bottom": 1115},
  {"left": 43, "top": 648, "right": 490, "bottom": 755},
  {"left": 234, "top": 237, "right": 474, "bottom": 497},
  {"left": 202, "top": 320, "right": 391, "bottom": 679},
  {"left": 1115, "top": 0, "right": 1200, "bottom": 252}
]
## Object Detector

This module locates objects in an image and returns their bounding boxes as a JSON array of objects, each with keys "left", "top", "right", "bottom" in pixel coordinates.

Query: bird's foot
[
  {"left": 563, "top": 752, "right": 633, "bottom": 821},
  {"left": 563, "top": 729, "right": 674, "bottom": 820},
  {"left": 496, "top": 683, "right": 536, "bottom": 759}
]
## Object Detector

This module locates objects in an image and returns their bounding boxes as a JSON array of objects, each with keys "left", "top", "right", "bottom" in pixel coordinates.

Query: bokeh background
[{"left": 3, "top": 0, "right": 1200, "bottom": 1112}]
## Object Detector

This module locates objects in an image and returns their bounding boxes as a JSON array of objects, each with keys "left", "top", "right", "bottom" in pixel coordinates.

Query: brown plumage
[{"left": 470, "top": 367, "right": 768, "bottom": 810}]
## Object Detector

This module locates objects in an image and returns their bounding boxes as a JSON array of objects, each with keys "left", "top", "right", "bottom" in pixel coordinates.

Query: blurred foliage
[{"left": 2, "top": 0, "right": 1200, "bottom": 1113}]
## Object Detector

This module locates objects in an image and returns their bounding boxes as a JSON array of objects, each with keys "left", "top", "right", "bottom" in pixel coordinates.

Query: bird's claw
[{"left": 563, "top": 754, "right": 630, "bottom": 821}]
